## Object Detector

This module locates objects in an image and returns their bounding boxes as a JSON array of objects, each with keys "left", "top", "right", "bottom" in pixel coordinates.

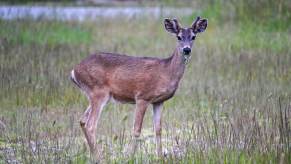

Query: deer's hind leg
[
  {"left": 81, "top": 88, "right": 109, "bottom": 160},
  {"left": 80, "top": 105, "right": 91, "bottom": 127}
]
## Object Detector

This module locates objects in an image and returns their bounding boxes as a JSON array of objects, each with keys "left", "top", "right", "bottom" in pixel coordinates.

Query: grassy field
[{"left": 0, "top": 1, "right": 291, "bottom": 163}]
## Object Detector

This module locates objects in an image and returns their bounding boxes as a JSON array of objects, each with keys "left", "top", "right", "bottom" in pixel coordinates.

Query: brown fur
[{"left": 73, "top": 49, "right": 185, "bottom": 104}]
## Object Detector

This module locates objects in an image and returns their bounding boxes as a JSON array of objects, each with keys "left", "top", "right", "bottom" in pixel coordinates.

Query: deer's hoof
[
  {"left": 162, "top": 148, "right": 169, "bottom": 157},
  {"left": 80, "top": 120, "right": 85, "bottom": 127}
]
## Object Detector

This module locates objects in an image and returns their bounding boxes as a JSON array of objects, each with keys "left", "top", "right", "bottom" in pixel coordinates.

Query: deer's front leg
[
  {"left": 132, "top": 99, "right": 149, "bottom": 154},
  {"left": 153, "top": 102, "right": 163, "bottom": 156}
]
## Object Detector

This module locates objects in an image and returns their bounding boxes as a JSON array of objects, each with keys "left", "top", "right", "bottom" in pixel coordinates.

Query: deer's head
[{"left": 164, "top": 17, "right": 207, "bottom": 60}]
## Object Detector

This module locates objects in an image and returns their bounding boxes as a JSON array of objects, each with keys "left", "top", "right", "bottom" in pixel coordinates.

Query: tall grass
[{"left": 0, "top": 1, "right": 291, "bottom": 163}]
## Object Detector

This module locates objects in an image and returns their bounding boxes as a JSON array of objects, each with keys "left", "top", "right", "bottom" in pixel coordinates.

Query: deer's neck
[{"left": 165, "top": 47, "right": 186, "bottom": 81}]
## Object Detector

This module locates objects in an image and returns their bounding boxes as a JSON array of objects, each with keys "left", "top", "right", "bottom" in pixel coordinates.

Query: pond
[{"left": 0, "top": 6, "right": 194, "bottom": 21}]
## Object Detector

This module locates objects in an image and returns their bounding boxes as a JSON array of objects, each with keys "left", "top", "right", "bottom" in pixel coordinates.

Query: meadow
[{"left": 0, "top": 1, "right": 290, "bottom": 163}]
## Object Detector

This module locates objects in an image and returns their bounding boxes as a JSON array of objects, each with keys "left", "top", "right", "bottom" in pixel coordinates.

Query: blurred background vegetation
[{"left": 0, "top": 0, "right": 290, "bottom": 163}]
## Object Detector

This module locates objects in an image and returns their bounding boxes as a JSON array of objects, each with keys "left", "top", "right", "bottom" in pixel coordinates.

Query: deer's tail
[{"left": 70, "top": 69, "right": 81, "bottom": 88}]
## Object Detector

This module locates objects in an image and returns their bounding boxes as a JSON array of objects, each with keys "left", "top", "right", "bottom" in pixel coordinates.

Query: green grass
[
  {"left": 0, "top": 3, "right": 291, "bottom": 163},
  {"left": 0, "top": 20, "right": 93, "bottom": 45}
]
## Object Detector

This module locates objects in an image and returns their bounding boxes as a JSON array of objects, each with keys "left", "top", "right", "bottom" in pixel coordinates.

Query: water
[{"left": 0, "top": 6, "right": 194, "bottom": 21}]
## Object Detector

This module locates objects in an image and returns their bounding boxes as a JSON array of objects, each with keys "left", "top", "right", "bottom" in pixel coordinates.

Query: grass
[
  {"left": 0, "top": 4, "right": 291, "bottom": 163},
  {"left": 0, "top": 20, "right": 93, "bottom": 46}
]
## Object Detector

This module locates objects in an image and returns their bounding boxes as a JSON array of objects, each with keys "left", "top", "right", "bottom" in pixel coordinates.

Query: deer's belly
[
  {"left": 111, "top": 94, "right": 135, "bottom": 104},
  {"left": 151, "top": 86, "right": 177, "bottom": 103},
  {"left": 110, "top": 87, "right": 136, "bottom": 104},
  {"left": 108, "top": 76, "right": 179, "bottom": 104}
]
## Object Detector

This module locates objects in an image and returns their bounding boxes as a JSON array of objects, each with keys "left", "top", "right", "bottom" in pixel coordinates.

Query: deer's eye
[
  {"left": 177, "top": 36, "right": 182, "bottom": 41},
  {"left": 191, "top": 36, "right": 196, "bottom": 40}
]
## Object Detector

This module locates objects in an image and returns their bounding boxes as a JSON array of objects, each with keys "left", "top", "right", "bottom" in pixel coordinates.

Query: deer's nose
[{"left": 183, "top": 47, "right": 191, "bottom": 55}]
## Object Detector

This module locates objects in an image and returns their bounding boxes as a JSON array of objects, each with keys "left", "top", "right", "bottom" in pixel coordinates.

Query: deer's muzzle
[{"left": 183, "top": 47, "right": 191, "bottom": 55}]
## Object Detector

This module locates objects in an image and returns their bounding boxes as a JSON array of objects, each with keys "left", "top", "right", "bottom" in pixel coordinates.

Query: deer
[{"left": 70, "top": 16, "right": 207, "bottom": 159}]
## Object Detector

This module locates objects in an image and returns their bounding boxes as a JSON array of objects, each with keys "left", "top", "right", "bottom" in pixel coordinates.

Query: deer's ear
[
  {"left": 192, "top": 17, "right": 208, "bottom": 33},
  {"left": 164, "top": 18, "right": 181, "bottom": 34}
]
